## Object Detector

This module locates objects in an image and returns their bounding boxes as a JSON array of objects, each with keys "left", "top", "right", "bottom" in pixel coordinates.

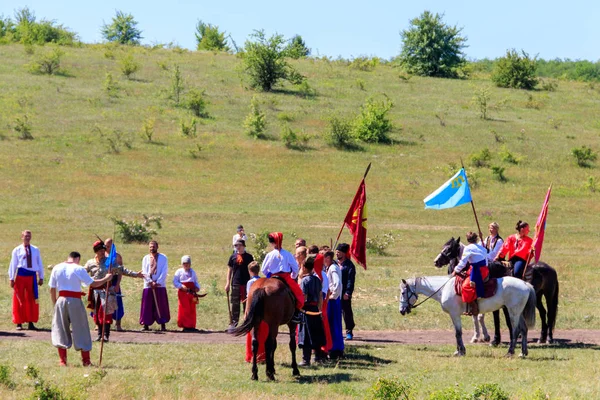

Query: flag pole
[
  {"left": 523, "top": 182, "right": 553, "bottom": 278},
  {"left": 460, "top": 159, "right": 483, "bottom": 242},
  {"left": 333, "top": 163, "right": 371, "bottom": 251},
  {"left": 98, "top": 243, "right": 112, "bottom": 368}
]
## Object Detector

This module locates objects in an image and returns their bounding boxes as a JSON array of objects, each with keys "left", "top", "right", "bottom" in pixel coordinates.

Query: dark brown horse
[
  {"left": 434, "top": 237, "right": 559, "bottom": 344},
  {"left": 230, "top": 277, "right": 299, "bottom": 380}
]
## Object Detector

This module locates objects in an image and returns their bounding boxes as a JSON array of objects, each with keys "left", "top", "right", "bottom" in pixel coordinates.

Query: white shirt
[
  {"left": 48, "top": 262, "right": 94, "bottom": 291},
  {"left": 455, "top": 243, "right": 488, "bottom": 273},
  {"left": 321, "top": 270, "right": 329, "bottom": 296},
  {"left": 173, "top": 267, "right": 200, "bottom": 290},
  {"left": 326, "top": 262, "right": 342, "bottom": 300},
  {"left": 482, "top": 235, "right": 504, "bottom": 262},
  {"left": 261, "top": 248, "right": 299, "bottom": 279},
  {"left": 246, "top": 275, "right": 260, "bottom": 294},
  {"left": 142, "top": 253, "right": 168, "bottom": 288},
  {"left": 232, "top": 233, "right": 248, "bottom": 247},
  {"left": 8, "top": 244, "right": 44, "bottom": 280}
]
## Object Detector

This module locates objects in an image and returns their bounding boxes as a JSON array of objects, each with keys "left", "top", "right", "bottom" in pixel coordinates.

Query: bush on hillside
[
  {"left": 349, "top": 56, "right": 380, "bottom": 72},
  {"left": 242, "top": 30, "right": 305, "bottom": 91},
  {"left": 168, "top": 64, "right": 185, "bottom": 105},
  {"left": 104, "top": 72, "right": 120, "bottom": 98},
  {"left": 13, "top": 115, "right": 33, "bottom": 140},
  {"left": 29, "top": 46, "right": 64, "bottom": 75},
  {"left": 185, "top": 89, "right": 209, "bottom": 118},
  {"left": 244, "top": 96, "right": 267, "bottom": 139},
  {"left": 353, "top": 95, "right": 394, "bottom": 143},
  {"left": 0, "top": 7, "right": 77, "bottom": 45},
  {"left": 472, "top": 86, "right": 491, "bottom": 120},
  {"left": 119, "top": 53, "right": 140, "bottom": 79},
  {"left": 101, "top": 10, "right": 143, "bottom": 45},
  {"left": 281, "top": 124, "right": 310, "bottom": 150},
  {"left": 491, "top": 49, "right": 538, "bottom": 90},
  {"left": 398, "top": 11, "right": 467, "bottom": 78},
  {"left": 180, "top": 118, "right": 197, "bottom": 138},
  {"left": 571, "top": 145, "right": 597, "bottom": 167},
  {"left": 195, "top": 20, "right": 229, "bottom": 52},
  {"left": 324, "top": 116, "right": 357, "bottom": 150},
  {"left": 285, "top": 35, "right": 310, "bottom": 59},
  {"left": 112, "top": 215, "right": 162, "bottom": 244},
  {"left": 470, "top": 148, "right": 492, "bottom": 168}
]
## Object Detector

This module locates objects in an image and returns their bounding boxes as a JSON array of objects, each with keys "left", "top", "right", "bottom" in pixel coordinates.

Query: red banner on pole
[
  {"left": 533, "top": 184, "right": 552, "bottom": 263},
  {"left": 343, "top": 179, "right": 367, "bottom": 269}
]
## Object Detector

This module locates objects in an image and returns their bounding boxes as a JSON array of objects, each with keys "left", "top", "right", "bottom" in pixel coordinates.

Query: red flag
[
  {"left": 343, "top": 179, "right": 367, "bottom": 269},
  {"left": 533, "top": 184, "right": 552, "bottom": 263}
]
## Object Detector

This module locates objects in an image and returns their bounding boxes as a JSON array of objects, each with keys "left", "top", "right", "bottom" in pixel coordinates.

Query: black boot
[
  {"left": 291, "top": 309, "right": 302, "bottom": 324},
  {"left": 94, "top": 324, "right": 102, "bottom": 341},
  {"left": 103, "top": 324, "right": 110, "bottom": 342},
  {"left": 28, "top": 322, "right": 38, "bottom": 330}
]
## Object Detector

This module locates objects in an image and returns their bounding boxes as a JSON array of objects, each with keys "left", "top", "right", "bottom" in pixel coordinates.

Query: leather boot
[
  {"left": 94, "top": 324, "right": 102, "bottom": 341},
  {"left": 291, "top": 309, "right": 302, "bottom": 324},
  {"left": 81, "top": 351, "right": 91, "bottom": 367},
  {"left": 58, "top": 348, "right": 67, "bottom": 366},
  {"left": 103, "top": 324, "right": 111, "bottom": 342}
]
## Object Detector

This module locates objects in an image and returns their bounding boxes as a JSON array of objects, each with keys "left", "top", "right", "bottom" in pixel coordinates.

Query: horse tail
[
  {"left": 522, "top": 284, "right": 537, "bottom": 329},
  {"left": 230, "top": 288, "right": 266, "bottom": 337},
  {"left": 547, "top": 278, "right": 559, "bottom": 332}
]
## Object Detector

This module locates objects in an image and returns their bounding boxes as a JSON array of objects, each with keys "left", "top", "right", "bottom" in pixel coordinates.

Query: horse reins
[{"left": 408, "top": 276, "right": 453, "bottom": 309}]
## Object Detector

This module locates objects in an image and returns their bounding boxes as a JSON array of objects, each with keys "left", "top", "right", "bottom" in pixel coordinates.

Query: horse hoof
[
  {"left": 293, "top": 369, "right": 300, "bottom": 376},
  {"left": 470, "top": 338, "right": 478, "bottom": 344},
  {"left": 489, "top": 340, "right": 500, "bottom": 347},
  {"left": 266, "top": 373, "right": 275, "bottom": 381},
  {"left": 483, "top": 335, "right": 491, "bottom": 343},
  {"left": 548, "top": 338, "right": 554, "bottom": 345},
  {"left": 519, "top": 352, "right": 528, "bottom": 358},
  {"left": 537, "top": 338, "right": 546, "bottom": 344},
  {"left": 251, "top": 374, "right": 258, "bottom": 381}
]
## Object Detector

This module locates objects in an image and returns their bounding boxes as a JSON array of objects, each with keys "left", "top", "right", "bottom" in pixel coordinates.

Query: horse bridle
[{"left": 403, "top": 276, "right": 453, "bottom": 311}]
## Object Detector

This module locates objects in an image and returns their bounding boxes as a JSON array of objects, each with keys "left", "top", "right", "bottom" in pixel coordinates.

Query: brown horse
[{"left": 230, "top": 277, "right": 299, "bottom": 380}]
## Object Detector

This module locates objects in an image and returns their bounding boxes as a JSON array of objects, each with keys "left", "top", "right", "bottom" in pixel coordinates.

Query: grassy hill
[{"left": 1, "top": 43, "right": 600, "bottom": 399}]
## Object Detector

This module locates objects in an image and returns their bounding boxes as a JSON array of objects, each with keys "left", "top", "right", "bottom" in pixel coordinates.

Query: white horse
[{"left": 399, "top": 275, "right": 536, "bottom": 357}]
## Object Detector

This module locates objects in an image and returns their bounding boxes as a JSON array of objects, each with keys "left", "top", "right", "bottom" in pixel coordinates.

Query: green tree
[
  {"left": 195, "top": 20, "right": 229, "bottom": 51},
  {"left": 242, "top": 30, "right": 305, "bottom": 91},
  {"left": 101, "top": 10, "right": 143, "bottom": 45},
  {"left": 491, "top": 49, "right": 538, "bottom": 90},
  {"left": 285, "top": 35, "right": 310, "bottom": 59},
  {"left": 398, "top": 11, "right": 467, "bottom": 78}
]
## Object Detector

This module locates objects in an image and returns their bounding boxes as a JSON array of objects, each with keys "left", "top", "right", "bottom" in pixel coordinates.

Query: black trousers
[
  {"left": 230, "top": 284, "right": 246, "bottom": 326},
  {"left": 341, "top": 297, "right": 355, "bottom": 333}
]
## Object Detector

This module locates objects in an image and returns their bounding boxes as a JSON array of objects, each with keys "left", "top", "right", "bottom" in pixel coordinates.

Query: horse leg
[
  {"left": 536, "top": 293, "right": 548, "bottom": 344},
  {"left": 451, "top": 314, "right": 465, "bottom": 356},
  {"left": 288, "top": 323, "right": 299, "bottom": 376},
  {"left": 491, "top": 309, "right": 501, "bottom": 346},
  {"left": 479, "top": 313, "right": 491, "bottom": 342},
  {"left": 265, "top": 336, "right": 275, "bottom": 381},
  {"left": 503, "top": 306, "right": 514, "bottom": 343},
  {"left": 251, "top": 326, "right": 259, "bottom": 381},
  {"left": 547, "top": 286, "right": 559, "bottom": 344},
  {"left": 519, "top": 317, "right": 529, "bottom": 358},
  {"left": 505, "top": 310, "right": 520, "bottom": 357},
  {"left": 470, "top": 314, "right": 480, "bottom": 343}
]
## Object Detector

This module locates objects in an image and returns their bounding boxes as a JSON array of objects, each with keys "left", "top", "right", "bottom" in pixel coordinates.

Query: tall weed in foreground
[
  {"left": 112, "top": 214, "right": 163, "bottom": 243},
  {"left": 369, "top": 376, "right": 414, "bottom": 400},
  {"left": 354, "top": 95, "right": 394, "bottom": 143},
  {"left": 244, "top": 96, "right": 267, "bottom": 139}
]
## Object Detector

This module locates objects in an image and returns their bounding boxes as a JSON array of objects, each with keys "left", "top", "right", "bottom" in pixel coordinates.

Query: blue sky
[{"left": 2, "top": 0, "right": 598, "bottom": 61}]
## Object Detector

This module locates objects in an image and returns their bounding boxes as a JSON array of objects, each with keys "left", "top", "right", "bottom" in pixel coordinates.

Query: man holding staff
[
  {"left": 8, "top": 230, "right": 44, "bottom": 331},
  {"left": 140, "top": 240, "right": 170, "bottom": 331},
  {"left": 49, "top": 251, "right": 113, "bottom": 366}
]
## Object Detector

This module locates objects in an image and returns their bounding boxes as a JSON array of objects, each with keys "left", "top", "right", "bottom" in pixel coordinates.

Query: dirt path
[{"left": 2, "top": 329, "right": 600, "bottom": 346}]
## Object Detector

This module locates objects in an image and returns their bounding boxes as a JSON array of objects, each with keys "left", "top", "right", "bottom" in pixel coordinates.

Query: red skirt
[
  {"left": 461, "top": 266, "right": 489, "bottom": 303},
  {"left": 177, "top": 282, "right": 198, "bottom": 329},
  {"left": 12, "top": 274, "right": 39, "bottom": 324}
]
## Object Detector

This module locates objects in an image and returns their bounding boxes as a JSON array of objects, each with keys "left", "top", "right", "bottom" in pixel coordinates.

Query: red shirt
[{"left": 498, "top": 234, "right": 533, "bottom": 261}]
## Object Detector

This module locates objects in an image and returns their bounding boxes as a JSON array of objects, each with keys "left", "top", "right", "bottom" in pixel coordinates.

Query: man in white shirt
[
  {"left": 140, "top": 240, "right": 170, "bottom": 331},
  {"left": 232, "top": 225, "right": 248, "bottom": 248},
  {"left": 49, "top": 251, "right": 113, "bottom": 366},
  {"left": 8, "top": 230, "right": 44, "bottom": 330}
]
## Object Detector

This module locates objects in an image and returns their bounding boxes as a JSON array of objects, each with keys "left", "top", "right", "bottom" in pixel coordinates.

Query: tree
[
  {"left": 398, "top": 11, "right": 467, "bottom": 78},
  {"left": 195, "top": 20, "right": 229, "bottom": 51},
  {"left": 242, "top": 30, "right": 304, "bottom": 91},
  {"left": 491, "top": 49, "right": 538, "bottom": 90},
  {"left": 101, "top": 10, "right": 142, "bottom": 45},
  {"left": 285, "top": 35, "right": 310, "bottom": 59}
]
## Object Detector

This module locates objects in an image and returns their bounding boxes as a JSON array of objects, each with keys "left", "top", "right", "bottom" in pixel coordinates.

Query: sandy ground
[{"left": 2, "top": 328, "right": 599, "bottom": 346}]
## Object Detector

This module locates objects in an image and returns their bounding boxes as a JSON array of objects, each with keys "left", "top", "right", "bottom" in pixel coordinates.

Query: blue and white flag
[{"left": 424, "top": 168, "right": 472, "bottom": 210}]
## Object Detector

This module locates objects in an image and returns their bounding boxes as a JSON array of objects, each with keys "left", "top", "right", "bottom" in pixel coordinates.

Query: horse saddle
[
  {"left": 271, "top": 275, "right": 297, "bottom": 304},
  {"left": 454, "top": 274, "right": 498, "bottom": 299}
]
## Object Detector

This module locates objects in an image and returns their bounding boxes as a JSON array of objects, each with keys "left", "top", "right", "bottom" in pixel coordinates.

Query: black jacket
[{"left": 340, "top": 258, "right": 356, "bottom": 297}]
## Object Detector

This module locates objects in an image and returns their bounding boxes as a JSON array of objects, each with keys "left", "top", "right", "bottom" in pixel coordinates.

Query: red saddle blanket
[{"left": 454, "top": 275, "right": 498, "bottom": 299}]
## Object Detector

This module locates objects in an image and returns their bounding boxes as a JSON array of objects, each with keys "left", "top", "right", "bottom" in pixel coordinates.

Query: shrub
[
  {"left": 119, "top": 53, "right": 140, "bottom": 79},
  {"left": 180, "top": 118, "right": 197, "bottom": 138},
  {"left": 492, "top": 49, "right": 538, "bottom": 90},
  {"left": 185, "top": 89, "right": 209, "bottom": 118},
  {"left": 188, "top": 143, "right": 204, "bottom": 159},
  {"left": 94, "top": 126, "right": 133, "bottom": 154},
  {"left": 242, "top": 30, "right": 305, "bottom": 91},
  {"left": 285, "top": 34, "right": 310, "bottom": 59},
  {"left": 491, "top": 165, "right": 507, "bottom": 182},
  {"left": 25, "top": 365, "right": 70, "bottom": 400},
  {"left": 355, "top": 78, "right": 366, "bottom": 91},
  {"left": 429, "top": 387, "right": 469, "bottom": 400},
  {"left": 472, "top": 86, "right": 491, "bottom": 120},
  {"left": 104, "top": 72, "right": 120, "bottom": 98},
  {"left": 540, "top": 79, "right": 558, "bottom": 92},
  {"left": 140, "top": 117, "right": 155, "bottom": 142},
  {"left": 0, "top": 364, "right": 16, "bottom": 390},
  {"left": 571, "top": 145, "right": 597, "bottom": 167},
  {"left": 366, "top": 232, "right": 398, "bottom": 256},
  {"left": 349, "top": 56, "right": 379, "bottom": 71},
  {"left": 398, "top": 11, "right": 467, "bottom": 78},
  {"left": 244, "top": 96, "right": 267, "bottom": 139},
  {"left": 29, "top": 46, "right": 64, "bottom": 75},
  {"left": 112, "top": 215, "right": 162, "bottom": 244},
  {"left": 195, "top": 20, "right": 229, "bottom": 51},
  {"left": 101, "top": 10, "right": 142, "bottom": 45},
  {"left": 169, "top": 64, "right": 185, "bottom": 105},
  {"left": 353, "top": 95, "right": 394, "bottom": 143},
  {"left": 499, "top": 146, "right": 520, "bottom": 164},
  {"left": 296, "top": 80, "right": 316, "bottom": 98},
  {"left": 584, "top": 176, "right": 598, "bottom": 193},
  {"left": 325, "top": 116, "right": 356, "bottom": 149},
  {"left": 3, "top": 7, "right": 77, "bottom": 45},
  {"left": 281, "top": 124, "right": 310, "bottom": 150},
  {"left": 369, "top": 376, "right": 414, "bottom": 400},
  {"left": 471, "top": 383, "right": 509, "bottom": 400},
  {"left": 276, "top": 112, "right": 294, "bottom": 122},
  {"left": 13, "top": 114, "right": 33, "bottom": 140},
  {"left": 470, "top": 148, "right": 492, "bottom": 168},
  {"left": 249, "top": 230, "right": 270, "bottom": 264}
]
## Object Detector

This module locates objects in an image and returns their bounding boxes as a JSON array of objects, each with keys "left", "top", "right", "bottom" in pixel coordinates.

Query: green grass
[{"left": 0, "top": 43, "right": 599, "bottom": 397}]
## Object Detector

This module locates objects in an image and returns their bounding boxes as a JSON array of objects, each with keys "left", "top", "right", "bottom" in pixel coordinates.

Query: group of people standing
[{"left": 453, "top": 220, "right": 534, "bottom": 315}]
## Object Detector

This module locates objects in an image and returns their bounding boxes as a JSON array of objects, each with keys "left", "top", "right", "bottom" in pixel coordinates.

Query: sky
[{"left": 1, "top": 0, "right": 598, "bottom": 61}]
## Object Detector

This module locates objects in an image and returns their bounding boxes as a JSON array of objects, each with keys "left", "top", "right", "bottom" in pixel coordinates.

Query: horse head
[
  {"left": 399, "top": 278, "right": 418, "bottom": 315},
  {"left": 434, "top": 236, "right": 461, "bottom": 269}
]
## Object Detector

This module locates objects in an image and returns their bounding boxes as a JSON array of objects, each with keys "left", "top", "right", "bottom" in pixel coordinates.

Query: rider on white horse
[{"left": 452, "top": 232, "right": 488, "bottom": 316}]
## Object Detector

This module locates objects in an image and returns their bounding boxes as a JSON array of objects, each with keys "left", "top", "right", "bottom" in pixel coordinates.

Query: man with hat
[
  {"left": 84, "top": 240, "right": 143, "bottom": 341},
  {"left": 336, "top": 243, "right": 356, "bottom": 340},
  {"left": 140, "top": 240, "right": 170, "bottom": 331},
  {"left": 8, "top": 230, "right": 44, "bottom": 330},
  {"left": 225, "top": 239, "right": 254, "bottom": 329},
  {"left": 173, "top": 255, "right": 201, "bottom": 332},
  {"left": 50, "top": 251, "right": 113, "bottom": 366}
]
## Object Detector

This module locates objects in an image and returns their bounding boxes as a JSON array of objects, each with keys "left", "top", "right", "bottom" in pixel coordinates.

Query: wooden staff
[{"left": 152, "top": 285, "right": 162, "bottom": 320}]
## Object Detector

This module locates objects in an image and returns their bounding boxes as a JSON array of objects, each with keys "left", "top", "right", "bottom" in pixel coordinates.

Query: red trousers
[
  {"left": 321, "top": 296, "right": 333, "bottom": 353},
  {"left": 13, "top": 275, "right": 39, "bottom": 324},
  {"left": 461, "top": 267, "right": 489, "bottom": 303},
  {"left": 245, "top": 321, "right": 268, "bottom": 363},
  {"left": 177, "top": 282, "right": 197, "bottom": 329},
  {"left": 273, "top": 272, "right": 304, "bottom": 310}
]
